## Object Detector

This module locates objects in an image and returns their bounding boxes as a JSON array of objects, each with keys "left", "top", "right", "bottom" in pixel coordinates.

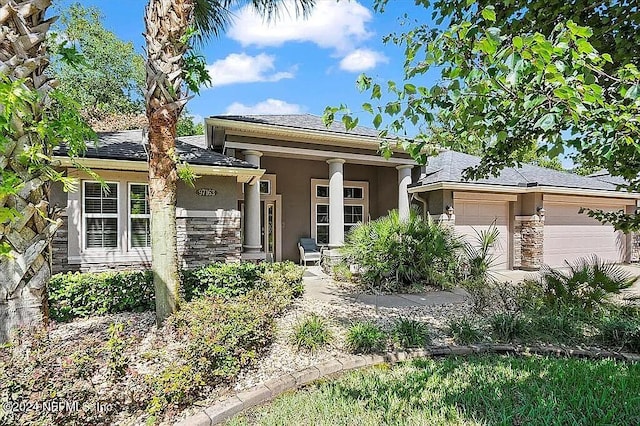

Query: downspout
[{"left": 412, "top": 193, "right": 428, "bottom": 219}]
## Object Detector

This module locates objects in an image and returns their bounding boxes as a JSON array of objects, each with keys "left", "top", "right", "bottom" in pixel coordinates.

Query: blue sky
[{"left": 53, "top": 0, "right": 435, "bottom": 133}]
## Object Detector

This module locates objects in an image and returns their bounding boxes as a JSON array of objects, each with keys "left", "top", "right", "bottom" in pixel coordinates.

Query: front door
[
  {"left": 240, "top": 200, "right": 279, "bottom": 261},
  {"left": 262, "top": 201, "right": 276, "bottom": 262}
]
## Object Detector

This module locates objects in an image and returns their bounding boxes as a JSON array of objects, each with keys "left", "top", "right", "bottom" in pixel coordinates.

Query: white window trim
[
  {"left": 310, "top": 178, "right": 369, "bottom": 245},
  {"left": 128, "top": 182, "right": 151, "bottom": 250},
  {"left": 315, "top": 203, "right": 330, "bottom": 245},
  {"left": 82, "top": 181, "right": 120, "bottom": 251}
]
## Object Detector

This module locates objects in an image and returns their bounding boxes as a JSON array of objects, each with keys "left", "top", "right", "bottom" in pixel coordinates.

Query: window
[
  {"left": 344, "top": 187, "right": 363, "bottom": 199},
  {"left": 259, "top": 180, "right": 271, "bottom": 195},
  {"left": 316, "top": 204, "right": 329, "bottom": 244},
  {"left": 344, "top": 205, "right": 364, "bottom": 234},
  {"left": 311, "top": 179, "right": 369, "bottom": 245},
  {"left": 84, "top": 182, "right": 118, "bottom": 249},
  {"left": 129, "top": 184, "right": 150, "bottom": 248},
  {"left": 316, "top": 185, "right": 329, "bottom": 197}
]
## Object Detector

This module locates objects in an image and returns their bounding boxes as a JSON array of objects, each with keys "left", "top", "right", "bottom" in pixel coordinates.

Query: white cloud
[
  {"left": 224, "top": 99, "right": 305, "bottom": 115},
  {"left": 207, "top": 53, "right": 295, "bottom": 87},
  {"left": 339, "top": 49, "right": 388, "bottom": 72},
  {"left": 228, "top": 0, "right": 373, "bottom": 53}
]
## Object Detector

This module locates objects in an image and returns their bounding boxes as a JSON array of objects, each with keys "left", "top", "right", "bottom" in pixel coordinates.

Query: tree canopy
[
  {"left": 325, "top": 0, "right": 640, "bottom": 230},
  {"left": 51, "top": 3, "right": 145, "bottom": 122}
]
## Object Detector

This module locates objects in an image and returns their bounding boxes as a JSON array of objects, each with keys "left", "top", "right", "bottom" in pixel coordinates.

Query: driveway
[{"left": 493, "top": 264, "right": 640, "bottom": 299}]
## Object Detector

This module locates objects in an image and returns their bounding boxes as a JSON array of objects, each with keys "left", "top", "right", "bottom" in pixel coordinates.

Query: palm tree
[
  {"left": 0, "top": 0, "right": 59, "bottom": 342},
  {"left": 144, "top": 0, "right": 315, "bottom": 324}
]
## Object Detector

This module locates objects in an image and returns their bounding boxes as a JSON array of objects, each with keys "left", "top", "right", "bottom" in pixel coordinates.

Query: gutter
[{"left": 408, "top": 181, "right": 640, "bottom": 200}]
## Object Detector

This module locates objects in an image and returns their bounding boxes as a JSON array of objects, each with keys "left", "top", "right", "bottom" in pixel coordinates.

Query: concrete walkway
[
  {"left": 303, "top": 264, "right": 640, "bottom": 307},
  {"left": 303, "top": 266, "right": 468, "bottom": 307}
]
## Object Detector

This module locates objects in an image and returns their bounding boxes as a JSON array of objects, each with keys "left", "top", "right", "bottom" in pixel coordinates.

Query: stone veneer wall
[
  {"left": 176, "top": 210, "right": 241, "bottom": 268},
  {"left": 51, "top": 210, "right": 241, "bottom": 274},
  {"left": 631, "top": 233, "right": 640, "bottom": 263},
  {"left": 513, "top": 215, "right": 544, "bottom": 271}
]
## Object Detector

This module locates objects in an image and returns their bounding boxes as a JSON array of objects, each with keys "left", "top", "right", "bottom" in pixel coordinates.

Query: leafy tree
[
  {"left": 326, "top": 1, "right": 639, "bottom": 230},
  {"left": 0, "top": 2, "right": 93, "bottom": 342},
  {"left": 177, "top": 112, "right": 205, "bottom": 136},
  {"left": 50, "top": 3, "right": 145, "bottom": 122},
  {"left": 144, "top": 0, "right": 315, "bottom": 324}
]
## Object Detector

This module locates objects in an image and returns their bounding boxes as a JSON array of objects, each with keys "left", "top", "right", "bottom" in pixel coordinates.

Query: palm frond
[{"left": 191, "top": 0, "right": 315, "bottom": 43}]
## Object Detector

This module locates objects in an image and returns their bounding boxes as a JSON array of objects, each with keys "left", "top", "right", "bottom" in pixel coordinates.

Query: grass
[{"left": 227, "top": 355, "right": 640, "bottom": 426}]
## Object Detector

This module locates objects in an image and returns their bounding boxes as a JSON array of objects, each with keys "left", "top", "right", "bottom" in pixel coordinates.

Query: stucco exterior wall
[{"left": 259, "top": 156, "right": 400, "bottom": 261}]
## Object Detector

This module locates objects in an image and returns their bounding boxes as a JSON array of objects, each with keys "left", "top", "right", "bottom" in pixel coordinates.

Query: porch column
[
  {"left": 327, "top": 158, "right": 345, "bottom": 248},
  {"left": 397, "top": 165, "right": 412, "bottom": 220},
  {"left": 243, "top": 150, "right": 263, "bottom": 254}
]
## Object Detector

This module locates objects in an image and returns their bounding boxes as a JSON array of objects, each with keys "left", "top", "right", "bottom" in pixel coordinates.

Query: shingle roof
[
  {"left": 55, "top": 129, "right": 257, "bottom": 169},
  {"left": 209, "top": 114, "right": 381, "bottom": 138},
  {"left": 587, "top": 170, "right": 629, "bottom": 187},
  {"left": 413, "top": 150, "right": 620, "bottom": 192}
]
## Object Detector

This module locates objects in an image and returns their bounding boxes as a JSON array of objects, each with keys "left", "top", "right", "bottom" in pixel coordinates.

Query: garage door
[
  {"left": 544, "top": 202, "right": 626, "bottom": 267},
  {"left": 456, "top": 200, "right": 509, "bottom": 270}
]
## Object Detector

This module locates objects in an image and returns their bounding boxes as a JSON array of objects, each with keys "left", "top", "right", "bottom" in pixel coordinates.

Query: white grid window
[
  {"left": 129, "top": 183, "right": 150, "bottom": 248},
  {"left": 316, "top": 204, "right": 329, "bottom": 245},
  {"left": 83, "top": 182, "right": 118, "bottom": 249},
  {"left": 344, "top": 205, "right": 364, "bottom": 234}
]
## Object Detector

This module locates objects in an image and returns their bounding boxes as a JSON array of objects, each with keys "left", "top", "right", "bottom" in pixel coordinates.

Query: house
[
  {"left": 410, "top": 150, "right": 639, "bottom": 269},
  {"left": 51, "top": 114, "right": 640, "bottom": 274}
]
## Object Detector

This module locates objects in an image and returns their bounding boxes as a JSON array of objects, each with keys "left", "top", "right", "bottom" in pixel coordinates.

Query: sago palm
[{"left": 144, "top": 0, "right": 315, "bottom": 324}]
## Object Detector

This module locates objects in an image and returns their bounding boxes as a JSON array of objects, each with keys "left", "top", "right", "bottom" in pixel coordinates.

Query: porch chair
[{"left": 298, "top": 238, "right": 322, "bottom": 266}]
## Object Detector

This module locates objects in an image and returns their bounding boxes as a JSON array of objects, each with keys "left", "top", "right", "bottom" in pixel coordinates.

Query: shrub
[
  {"left": 48, "top": 270, "right": 154, "bottom": 322},
  {"left": 447, "top": 317, "right": 484, "bottom": 345},
  {"left": 49, "top": 261, "right": 304, "bottom": 322},
  {"left": 105, "top": 322, "right": 129, "bottom": 378},
  {"left": 489, "top": 313, "right": 528, "bottom": 342},
  {"left": 181, "top": 262, "right": 266, "bottom": 300},
  {"left": 527, "top": 306, "right": 583, "bottom": 343},
  {"left": 537, "top": 255, "right": 638, "bottom": 312},
  {"left": 596, "top": 310, "right": 640, "bottom": 352},
  {"left": 291, "top": 314, "right": 332, "bottom": 352},
  {"left": 460, "top": 224, "right": 501, "bottom": 313},
  {"left": 345, "top": 322, "right": 387, "bottom": 354},
  {"left": 331, "top": 262, "right": 353, "bottom": 282},
  {"left": 341, "top": 209, "right": 464, "bottom": 292},
  {"left": 392, "top": 318, "right": 431, "bottom": 348}
]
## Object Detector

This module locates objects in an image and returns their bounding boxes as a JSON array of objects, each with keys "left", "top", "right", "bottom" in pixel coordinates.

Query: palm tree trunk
[
  {"left": 0, "top": 0, "right": 58, "bottom": 342},
  {"left": 144, "top": 0, "right": 193, "bottom": 324}
]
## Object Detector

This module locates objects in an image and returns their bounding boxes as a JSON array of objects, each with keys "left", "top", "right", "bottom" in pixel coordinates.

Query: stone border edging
[{"left": 175, "top": 344, "right": 640, "bottom": 426}]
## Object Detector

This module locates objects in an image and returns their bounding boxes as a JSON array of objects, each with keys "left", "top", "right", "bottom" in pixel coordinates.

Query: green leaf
[
  {"left": 624, "top": 84, "right": 639, "bottom": 100},
  {"left": 535, "top": 113, "right": 556, "bottom": 131},
  {"left": 362, "top": 102, "right": 373, "bottom": 114},
  {"left": 513, "top": 36, "right": 523, "bottom": 50},
  {"left": 373, "top": 113, "right": 382, "bottom": 129},
  {"left": 404, "top": 83, "right": 417, "bottom": 95},
  {"left": 481, "top": 6, "right": 496, "bottom": 22},
  {"left": 372, "top": 84, "right": 382, "bottom": 100}
]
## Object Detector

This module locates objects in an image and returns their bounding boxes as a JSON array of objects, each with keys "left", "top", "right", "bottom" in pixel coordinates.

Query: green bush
[
  {"left": 48, "top": 270, "right": 154, "bottom": 322},
  {"left": 48, "top": 261, "right": 305, "bottom": 322},
  {"left": 489, "top": 313, "right": 528, "bottom": 342},
  {"left": 537, "top": 255, "right": 638, "bottom": 312},
  {"left": 446, "top": 317, "right": 484, "bottom": 345},
  {"left": 596, "top": 310, "right": 640, "bottom": 352},
  {"left": 527, "top": 306, "right": 583, "bottom": 343},
  {"left": 392, "top": 318, "right": 431, "bottom": 348},
  {"left": 341, "top": 210, "right": 464, "bottom": 292},
  {"left": 345, "top": 322, "right": 387, "bottom": 354},
  {"left": 291, "top": 314, "right": 332, "bottom": 352},
  {"left": 181, "top": 262, "right": 266, "bottom": 300}
]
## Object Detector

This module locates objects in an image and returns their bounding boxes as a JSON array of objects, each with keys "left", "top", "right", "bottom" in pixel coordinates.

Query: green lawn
[{"left": 228, "top": 355, "right": 640, "bottom": 426}]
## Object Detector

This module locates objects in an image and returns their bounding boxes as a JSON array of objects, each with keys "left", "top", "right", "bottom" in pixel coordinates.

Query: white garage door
[
  {"left": 456, "top": 200, "right": 509, "bottom": 270},
  {"left": 544, "top": 202, "right": 626, "bottom": 267}
]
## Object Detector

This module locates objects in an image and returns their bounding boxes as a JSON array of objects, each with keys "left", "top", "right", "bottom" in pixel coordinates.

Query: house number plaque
[{"left": 196, "top": 188, "right": 217, "bottom": 197}]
